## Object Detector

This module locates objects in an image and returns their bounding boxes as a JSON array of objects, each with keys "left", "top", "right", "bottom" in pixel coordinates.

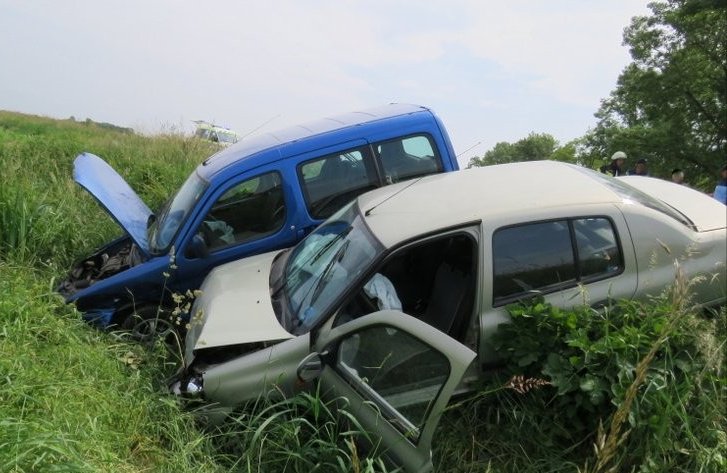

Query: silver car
[{"left": 174, "top": 161, "right": 727, "bottom": 472}]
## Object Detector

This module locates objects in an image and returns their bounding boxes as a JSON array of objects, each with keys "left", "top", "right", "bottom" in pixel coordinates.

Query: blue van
[{"left": 58, "top": 104, "right": 460, "bottom": 334}]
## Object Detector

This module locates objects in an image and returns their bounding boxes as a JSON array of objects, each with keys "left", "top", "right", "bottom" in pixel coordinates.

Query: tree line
[{"left": 468, "top": 0, "right": 726, "bottom": 190}]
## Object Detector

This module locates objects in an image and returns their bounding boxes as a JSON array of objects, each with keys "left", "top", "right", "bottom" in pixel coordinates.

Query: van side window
[
  {"left": 376, "top": 135, "right": 441, "bottom": 184},
  {"left": 199, "top": 172, "right": 286, "bottom": 251},
  {"left": 492, "top": 218, "right": 623, "bottom": 305},
  {"left": 299, "top": 148, "right": 378, "bottom": 219}
]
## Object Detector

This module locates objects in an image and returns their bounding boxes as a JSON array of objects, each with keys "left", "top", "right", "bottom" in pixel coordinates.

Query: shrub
[{"left": 489, "top": 294, "right": 725, "bottom": 472}]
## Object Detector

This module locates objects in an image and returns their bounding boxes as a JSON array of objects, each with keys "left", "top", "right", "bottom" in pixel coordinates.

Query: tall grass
[
  {"left": 0, "top": 110, "right": 216, "bottom": 266},
  {"left": 0, "top": 112, "right": 225, "bottom": 471},
  {"left": 0, "top": 261, "right": 221, "bottom": 472},
  {"left": 211, "top": 389, "right": 389, "bottom": 472}
]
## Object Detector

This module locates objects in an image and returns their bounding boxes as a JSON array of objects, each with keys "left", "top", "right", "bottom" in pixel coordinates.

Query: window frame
[
  {"left": 296, "top": 145, "right": 379, "bottom": 220},
  {"left": 331, "top": 323, "right": 453, "bottom": 444},
  {"left": 330, "top": 225, "right": 481, "bottom": 342},
  {"left": 200, "top": 170, "right": 287, "bottom": 253},
  {"left": 296, "top": 133, "right": 444, "bottom": 221},
  {"left": 492, "top": 215, "right": 625, "bottom": 307}
]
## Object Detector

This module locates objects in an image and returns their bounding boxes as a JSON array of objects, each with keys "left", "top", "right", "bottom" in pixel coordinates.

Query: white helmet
[{"left": 611, "top": 151, "right": 627, "bottom": 161}]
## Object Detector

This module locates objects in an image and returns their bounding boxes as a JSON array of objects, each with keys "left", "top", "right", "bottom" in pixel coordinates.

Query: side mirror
[
  {"left": 185, "top": 234, "right": 210, "bottom": 259},
  {"left": 296, "top": 352, "right": 323, "bottom": 382}
]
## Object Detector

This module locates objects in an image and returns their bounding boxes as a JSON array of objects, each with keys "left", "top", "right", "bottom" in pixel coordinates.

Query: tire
[{"left": 121, "top": 304, "right": 181, "bottom": 352}]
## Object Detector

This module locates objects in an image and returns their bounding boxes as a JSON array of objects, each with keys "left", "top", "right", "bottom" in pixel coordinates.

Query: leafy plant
[{"left": 489, "top": 293, "right": 725, "bottom": 471}]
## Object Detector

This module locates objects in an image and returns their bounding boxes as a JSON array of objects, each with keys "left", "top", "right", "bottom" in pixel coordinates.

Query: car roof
[
  {"left": 196, "top": 103, "right": 433, "bottom": 181},
  {"left": 358, "top": 161, "right": 624, "bottom": 247}
]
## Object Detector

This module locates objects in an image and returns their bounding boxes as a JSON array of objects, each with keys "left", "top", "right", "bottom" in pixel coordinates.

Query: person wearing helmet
[{"left": 600, "top": 151, "right": 627, "bottom": 176}]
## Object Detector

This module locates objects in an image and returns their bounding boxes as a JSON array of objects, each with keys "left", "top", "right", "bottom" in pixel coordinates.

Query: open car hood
[
  {"left": 185, "top": 250, "right": 293, "bottom": 365},
  {"left": 619, "top": 176, "right": 727, "bottom": 232},
  {"left": 74, "top": 153, "right": 152, "bottom": 254}
]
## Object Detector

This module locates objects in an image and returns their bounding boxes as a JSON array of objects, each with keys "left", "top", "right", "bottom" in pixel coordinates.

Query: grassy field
[{"left": 1, "top": 111, "right": 725, "bottom": 472}]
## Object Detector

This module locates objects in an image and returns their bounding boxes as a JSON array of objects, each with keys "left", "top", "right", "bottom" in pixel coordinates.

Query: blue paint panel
[{"left": 73, "top": 152, "right": 152, "bottom": 254}]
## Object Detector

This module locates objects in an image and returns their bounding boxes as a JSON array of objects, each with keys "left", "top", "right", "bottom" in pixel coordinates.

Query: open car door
[{"left": 297, "top": 311, "right": 476, "bottom": 473}]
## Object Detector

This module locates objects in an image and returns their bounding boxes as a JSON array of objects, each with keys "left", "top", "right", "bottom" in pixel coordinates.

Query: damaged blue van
[{"left": 58, "top": 104, "right": 460, "bottom": 338}]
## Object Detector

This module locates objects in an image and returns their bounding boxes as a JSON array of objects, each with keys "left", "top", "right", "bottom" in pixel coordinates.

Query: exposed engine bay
[{"left": 58, "top": 238, "right": 145, "bottom": 297}]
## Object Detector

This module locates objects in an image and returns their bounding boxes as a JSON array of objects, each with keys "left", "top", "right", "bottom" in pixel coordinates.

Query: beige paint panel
[
  {"left": 189, "top": 250, "right": 292, "bottom": 352},
  {"left": 618, "top": 176, "right": 727, "bottom": 231}
]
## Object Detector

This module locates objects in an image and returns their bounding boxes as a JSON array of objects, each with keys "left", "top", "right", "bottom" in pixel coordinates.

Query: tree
[
  {"left": 468, "top": 133, "right": 575, "bottom": 167},
  {"left": 585, "top": 0, "right": 727, "bottom": 185}
]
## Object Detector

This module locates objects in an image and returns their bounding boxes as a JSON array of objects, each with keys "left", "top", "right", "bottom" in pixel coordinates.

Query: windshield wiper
[
  {"left": 308, "top": 240, "right": 350, "bottom": 309},
  {"left": 276, "top": 226, "right": 352, "bottom": 302},
  {"left": 310, "top": 227, "right": 351, "bottom": 264},
  {"left": 292, "top": 238, "right": 351, "bottom": 328}
]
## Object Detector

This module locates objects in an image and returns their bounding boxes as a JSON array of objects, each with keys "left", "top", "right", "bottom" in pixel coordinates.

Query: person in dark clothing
[
  {"left": 628, "top": 158, "right": 649, "bottom": 176},
  {"left": 600, "top": 151, "right": 627, "bottom": 176}
]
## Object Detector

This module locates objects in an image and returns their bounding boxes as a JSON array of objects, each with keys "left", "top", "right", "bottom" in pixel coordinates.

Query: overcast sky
[{"left": 0, "top": 0, "right": 651, "bottom": 166}]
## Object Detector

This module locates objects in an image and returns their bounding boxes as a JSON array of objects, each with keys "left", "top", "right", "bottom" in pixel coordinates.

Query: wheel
[{"left": 121, "top": 305, "right": 181, "bottom": 352}]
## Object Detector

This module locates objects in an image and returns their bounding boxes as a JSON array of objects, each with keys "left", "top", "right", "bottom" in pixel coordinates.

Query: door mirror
[
  {"left": 296, "top": 352, "right": 323, "bottom": 382},
  {"left": 186, "top": 233, "right": 210, "bottom": 259}
]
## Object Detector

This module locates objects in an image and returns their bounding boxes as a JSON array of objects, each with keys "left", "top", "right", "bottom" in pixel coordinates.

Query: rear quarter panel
[{"left": 619, "top": 203, "right": 727, "bottom": 306}]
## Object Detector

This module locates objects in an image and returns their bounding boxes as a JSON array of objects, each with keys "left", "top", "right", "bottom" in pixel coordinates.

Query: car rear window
[{"left": 573, "top": 166, "right": 695, "bottom": 229}]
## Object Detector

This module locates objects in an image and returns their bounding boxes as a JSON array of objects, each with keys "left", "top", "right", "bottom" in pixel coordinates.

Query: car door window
[
  {"left": 493, "top": 221, "right": 576, "bottom": 303},
  {"left": 375, "top": 135, "right": 441, "bottom": 184},
  {"left": 336, "top": 325, "right": 451, "bottom": 441},
  {"left": 299, "top": 148, "right": 379, "bottom": 220},
  {"left": 199, "top": 172, "right": 286, "bottom": 251},
  {"left": 493, "top": 217, "right": 623, "bottom": 305}
]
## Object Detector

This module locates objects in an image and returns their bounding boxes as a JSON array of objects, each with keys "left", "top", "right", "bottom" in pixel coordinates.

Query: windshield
[
  {"left": 148, "top": 171, "right": 209, "bottom": 253},
  {"left": 277, "top": 202, "right": 383, "bottom": 334}
]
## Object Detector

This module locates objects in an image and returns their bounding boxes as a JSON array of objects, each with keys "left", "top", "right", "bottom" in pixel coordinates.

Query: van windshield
[
  {"left": 148, "top": 172, "right": 208, "bottom": 253},
  {"left": 277, "top": 202, "right": 382, "bottom": 334}
]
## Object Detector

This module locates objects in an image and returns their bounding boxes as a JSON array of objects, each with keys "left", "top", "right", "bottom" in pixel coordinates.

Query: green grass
[
  {"left": 0, "top": 110, "right": 724, "bottom": 472},
  {"left": 0, "top": 262, "right": 220, "bottom": 472}
]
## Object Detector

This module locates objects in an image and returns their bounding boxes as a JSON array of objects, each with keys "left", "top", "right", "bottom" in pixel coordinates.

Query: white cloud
[{"left": 0, "top": 0, "right": 651, "bottom": 156}]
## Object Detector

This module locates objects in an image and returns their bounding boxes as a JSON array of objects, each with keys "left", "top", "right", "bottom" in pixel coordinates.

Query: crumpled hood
[
  {"left": 74, "top": 153, "right": 152, "bottom": 254},
  {"left": 619, "top": 176, "right": 727, "bottom": 231},
  {"left": 185, "top": 250, "right": 292, "bottom": 364}
]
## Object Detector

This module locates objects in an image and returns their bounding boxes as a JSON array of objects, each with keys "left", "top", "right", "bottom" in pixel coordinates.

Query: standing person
[
  {"left": 600, "top": 151, "right": 627, "bottom": 176},
  {"left": 671, "top": 168, "right": 685, "bottom": 184},
  {"left": 628, "top": 158, "right": 649, "bottom": 176},
  {"left": 714, "top": 164, "right": 727, "bottom": 205}
]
